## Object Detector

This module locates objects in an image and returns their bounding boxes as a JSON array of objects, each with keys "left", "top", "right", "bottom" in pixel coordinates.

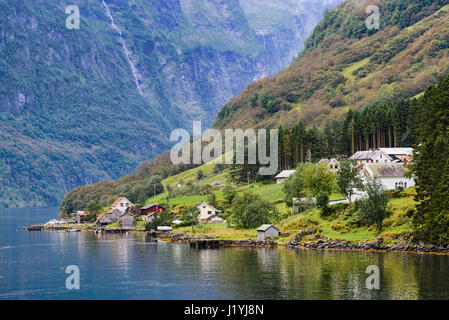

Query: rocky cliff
[{"left": 0, "top": 0, "right": 342, "bottom": 207}]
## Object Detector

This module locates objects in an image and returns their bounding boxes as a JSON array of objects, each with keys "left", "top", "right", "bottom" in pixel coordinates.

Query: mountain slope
[
  {"left": 0, "top": 0, "right": 342, "bottom": 208},
  {"left": 213, "top": 0, "right": 449, "bottom": 130}
]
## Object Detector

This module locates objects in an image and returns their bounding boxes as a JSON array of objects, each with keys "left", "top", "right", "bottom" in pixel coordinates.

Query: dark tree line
[{"left": 277, "top": 99, "right": 418, "bottom": 171}]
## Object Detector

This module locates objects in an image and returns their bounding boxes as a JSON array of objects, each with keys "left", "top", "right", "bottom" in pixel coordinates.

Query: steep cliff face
[{"left": 0, "top": 0, "right": 342, "bottom": 207}]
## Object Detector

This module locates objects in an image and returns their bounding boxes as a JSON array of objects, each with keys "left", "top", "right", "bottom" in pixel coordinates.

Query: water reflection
[{"left": 1, "top": 207, "right": 449, "bottom": 299}]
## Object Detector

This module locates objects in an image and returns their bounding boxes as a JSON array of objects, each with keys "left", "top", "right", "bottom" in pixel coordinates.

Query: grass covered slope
[{"left": 213, "top": 0, "right": 449, "bottom": 130}]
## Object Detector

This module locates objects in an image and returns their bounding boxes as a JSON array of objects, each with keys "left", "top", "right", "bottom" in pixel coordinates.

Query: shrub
[
  {"left": 321, "top": 202, "right": 349, "bottom": 218},
  {"left": 331, "top": 221, "right": 350, "bottom": 233},
  {"left": 387, "top": 189, "right": 403, "bottom": 199}
]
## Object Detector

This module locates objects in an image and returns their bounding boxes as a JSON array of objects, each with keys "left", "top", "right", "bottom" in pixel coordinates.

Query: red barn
[{"left": 140, "top": 204, "right": 165, "bottom": 216}]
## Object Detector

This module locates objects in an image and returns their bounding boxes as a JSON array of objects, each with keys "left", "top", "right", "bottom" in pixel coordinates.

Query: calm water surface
[{"left": 1, "top": 207, "right": 449, "bottom": 300}]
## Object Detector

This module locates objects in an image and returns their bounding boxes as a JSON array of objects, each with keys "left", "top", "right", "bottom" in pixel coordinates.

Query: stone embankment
[{"left": 286, "top": 229, "right": 449, "bottom": 254}]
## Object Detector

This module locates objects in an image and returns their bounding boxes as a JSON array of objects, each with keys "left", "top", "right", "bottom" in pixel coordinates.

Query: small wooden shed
[
  {"left": 257, "top": 224, "right": 279, "bottom": 240},
  {"left": 119, "top": 212, "right": 136, "bottom": 229}
]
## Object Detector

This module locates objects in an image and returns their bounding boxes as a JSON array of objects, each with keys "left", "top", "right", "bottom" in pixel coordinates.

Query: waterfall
[{"left": 102, "top": 0, "right": 144, "bottom": 96}]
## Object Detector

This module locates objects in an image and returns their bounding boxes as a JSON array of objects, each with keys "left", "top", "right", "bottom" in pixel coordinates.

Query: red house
[{"left": 140, "top": 203, "right": 165, "bottom": 216}]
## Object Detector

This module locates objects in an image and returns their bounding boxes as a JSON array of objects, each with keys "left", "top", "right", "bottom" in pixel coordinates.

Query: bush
[
  {"left": 387, "top": 189, "right": 403, "bottom": 199},
  {"left": 321, "top": 202, "right": 349, "bottom": 218},
  {"left": 232, "top": 192, "right": 279, "bottom": 229},
  {"left": 331, "top": 221, "right": 350, "bottom": 233}
]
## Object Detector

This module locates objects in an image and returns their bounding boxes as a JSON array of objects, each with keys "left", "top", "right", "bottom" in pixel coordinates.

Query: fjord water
[{"left": 1, "top": 208, "right": 449, "bottom": 300}]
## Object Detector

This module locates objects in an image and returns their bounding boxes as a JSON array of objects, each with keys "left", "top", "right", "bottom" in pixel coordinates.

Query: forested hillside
[
  {"left": 59, "top": 0, "right": 449, "bottom": 215},
  {"left": 213, "top": 0, "right": 449, "bottom": 130},
  {"left": 0, "top": 0, "right": 342, "bottom": 208}
]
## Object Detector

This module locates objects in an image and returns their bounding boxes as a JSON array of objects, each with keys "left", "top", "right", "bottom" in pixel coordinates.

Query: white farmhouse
[
  {"left": 363, "top": 163, "right": 415, "bottom": 191},
  {"left": 195, "top": 201, "right": 222, "bottom": 223},
  {"left": 111, "top": 196, "right": 134, "bottom": 213},
  {"left": 275, "top": 170, "right": 296, "bottom": 184},
  {"left": 350, "top": 149, "right": 393, "bottom": 165}
]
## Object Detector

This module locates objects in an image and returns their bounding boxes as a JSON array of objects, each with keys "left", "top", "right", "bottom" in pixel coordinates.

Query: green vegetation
[
  {"left": 213, "top": 0, "right": 449, "bottom": 131},
  {"left": 231, "top": 192, "right": 279, "bottom": 229},
  {"left": 282, "top": 163, "right": 336, "bottom": 206},
  {"left": 356, "top": 180, "right": 390, "bottom": 232},
  {"left": 2, "top": 0, "right": 320, "bottom": 208},
  {"left": 337, "top": 160, "right": 364, "bottom": 203},
  {"left": 410, "top": 74, "right": 449, "bottom": 245}
]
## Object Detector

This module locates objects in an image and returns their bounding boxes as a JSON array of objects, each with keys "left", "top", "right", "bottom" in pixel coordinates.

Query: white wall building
[
  {"left": 195, "top": 201, "right": 222, "bottom": 223},
  {"left": 350, "top": 149, "right": 393, "bottom": 165},
  {"left": 363, "top": 163, "right": 415, "bottom": 191},
  {"left": 111, "top": 196, "right": 134, "bottom": 213}
]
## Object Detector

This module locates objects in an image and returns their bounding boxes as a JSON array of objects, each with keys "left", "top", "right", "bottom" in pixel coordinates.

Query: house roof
[
  {"left": 96, "top": 214, "right": 105, "bottom": 222},
  {"left": 365, "top": 164, "right": 407, "bottom": 178},
  {"left": 350, "top": 149, "right": 392, "bottom": 161},
  {"left": 106, "top": 209, "right": 119, "bottom": 214},
  {"left": 195, "top": 201, "right": 221, "bottom": 212},
  {"left": 77, "top": 211, "right": 89, "bottom": 216},
  {"left": 317, "top": 158, "right": 339, "bottom": 166},
  {"left": 275, "top": 170, "right": 296, "bottom": 179},
  {"left": 379, "top": 148, "right": 413, "bottom": 156},
  {"left": 111, "top": 197, "right": 131, "bottom": 207},
  {"left": 119, "top": 211, "right": 137, "bottom": 218},
  {"left": 257, "top": 224, "right": 279, "bottom": 232},
  {"left": 140, "top": 203, "right": 165, "bottom": 210}
]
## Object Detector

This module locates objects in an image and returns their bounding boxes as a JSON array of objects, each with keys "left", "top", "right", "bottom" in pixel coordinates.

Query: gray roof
[
  {"left": 275, "top": 170, "right": 296, "bottom": 179},
  {"left": 140, "top": 203, "right": 164, "bottom": 210},
  {"left": 317, "top": 158, "right": 339, "bottom": 166},
  {"left": 366, "top": 164, "right": 407, "bottom": 177},
  {"left": 379, "top": 148, "right": 413, "bottom": 156},
  {"left": 257, "top": 224, "right": 279, "bottom": 232},
  {"left": 351, "top": 150, "right": 381, "bottom": 160}
]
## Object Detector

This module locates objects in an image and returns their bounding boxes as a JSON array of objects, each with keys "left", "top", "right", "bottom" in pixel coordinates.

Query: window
[
  {"left": 120, "top": 203, "right": 124, "bottom": 207},
  {"left": 203, "top": 206, "right": 206, "bottom": 209}
]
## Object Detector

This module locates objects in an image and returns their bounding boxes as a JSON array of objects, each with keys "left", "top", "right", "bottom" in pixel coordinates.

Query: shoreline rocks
[{"left": 26, "top": 223, "right": 449, "bottom": 255}]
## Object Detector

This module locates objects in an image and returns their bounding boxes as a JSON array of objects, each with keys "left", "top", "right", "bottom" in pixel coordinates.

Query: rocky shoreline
[
  {"left": 285, "top": 229, "right": 449, "bottom": 255},
  {"left": 159, "top": 232, "right": 278, "bottom": 247},
  {"left": 26, "top": 224, "right": 449, "bottom": 255}
]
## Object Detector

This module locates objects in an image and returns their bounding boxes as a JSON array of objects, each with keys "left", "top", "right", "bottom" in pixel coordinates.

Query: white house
[
  {"left": 275, "top": 170, "right": 296, "bottom": 184},
  {"left": 363, "top": 163, "right": 415, "bottom": 191},
  {"left": 195, "top": 201, "right": 222, "bottom": 223},
  {"left": 350, "top": 149, "right": 393, "bottom": 165},
  {"left": 111, "top": 196, "right": 133, "bottom": 213},
  {"left": 317, "top": 158, "right": 340, "bottom": 172}
]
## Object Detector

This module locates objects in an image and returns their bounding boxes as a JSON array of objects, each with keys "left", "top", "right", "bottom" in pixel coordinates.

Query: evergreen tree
[{"left": 411, "top": 75, "right": 449, "bottom": 245}]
